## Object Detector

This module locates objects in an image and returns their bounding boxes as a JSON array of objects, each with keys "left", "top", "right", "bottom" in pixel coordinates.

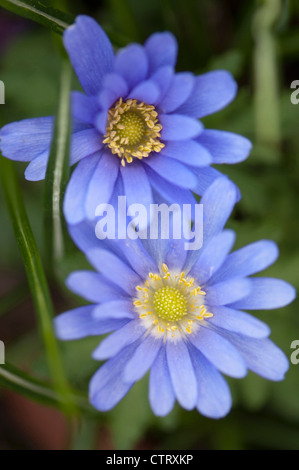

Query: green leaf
[
  {"left": 0, "top": 158, "right": 75, "bottom": 415},
  {"left": 0, "top": 0, "right": 74, "bottom": 34},
  {"left": 0, "top": 362, "right": 93, "bottom": 414},
  {"left": 44, "top": 60, "right": 72, "bottom": 269}
]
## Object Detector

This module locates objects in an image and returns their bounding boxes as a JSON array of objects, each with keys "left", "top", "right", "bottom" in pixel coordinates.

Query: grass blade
[
  {"left": 0, "top": 0, "right": 73, "bottom": 34},
  {"left": 0, "top": 157, "right": 75, "bottom": 415},
  {"left": 44, "top": 60, "right": 71, "bottom": 269}
]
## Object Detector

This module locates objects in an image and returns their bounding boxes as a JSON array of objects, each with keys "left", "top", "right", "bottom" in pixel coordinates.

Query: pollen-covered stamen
[
  {"left": 103, "top": 98, "right": 165, "bottom": 166},
  {"left": 133, "top": 263, "right": 213, "bottom": 341}
]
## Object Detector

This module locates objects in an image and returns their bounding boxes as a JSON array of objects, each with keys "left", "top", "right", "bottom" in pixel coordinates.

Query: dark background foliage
[{"left": 0, "top": 0, "right": 298, "bottom": 450}]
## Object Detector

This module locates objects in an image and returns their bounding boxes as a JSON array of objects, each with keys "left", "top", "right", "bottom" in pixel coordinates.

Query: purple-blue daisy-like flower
[
  {"left": 54, "top": 178, "right": 295, "bottom": 418},
  {"left": 0, "top": 15, "right": 251, "bottom": 225}
]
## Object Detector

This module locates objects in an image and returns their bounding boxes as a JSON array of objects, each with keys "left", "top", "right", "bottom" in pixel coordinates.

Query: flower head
[
  {"left": 0, "top": 15, "right": 251, "bottom": 225},
  {"left": 55, "top": 178, "right": 295, "bottom": 418}
]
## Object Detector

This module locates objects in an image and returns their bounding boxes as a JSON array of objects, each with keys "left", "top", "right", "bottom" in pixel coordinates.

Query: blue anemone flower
[
  {"left": 0, "top": 15, "right": 251, "bottom": 225},
  {"left": 55, "top": 178, "right": 295, "bottom": 418}
]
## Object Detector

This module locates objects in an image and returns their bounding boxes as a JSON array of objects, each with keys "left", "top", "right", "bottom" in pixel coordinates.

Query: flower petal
[
  {"left": 129, "top": 80, "right": 161, "bottom": 104},
  {"left": 210, "top": 240, "right": 279, "bottom": 284},
  {"left": 205, "top": 278, "right": 251, "bottom": 306},
  {"left": 197, "top": 130, "right": 252, "bottom": 164},
  {"left": 208, "top": 306, "right": 271, "bottom": 338},
  {"left": 63, "top": 15, "right": 114, "bottom": 95},
  {"left": 160, "top": 114, "right": 203, "bottom": 140},
  {"left": 200, "top": 177, "right": 238, "bottom": 242},
  {"left": 90, "top": 343, "right": 137, "bottom": 411},
  {"left": 222, "top": 331, "right": 289, "bottom": 381},
  {"left": 144, "top": 154, "right": 198, "bottom": 189},
  {"left": 149, "top": 347, "right": 175, "bottom": 417},
  {"left": 190, "top": 345, "right": 232, "bottom": 419},
  {"left": 147, "top": 165, "right": 197, "bottom": 206},
  {"left": 189, "top": 326, "right": 247, "bottom": 378},
  {"left": 124, "top": 335, "right": 162, "bottom": 382},
  {"left": 145, "top": 32, "right": 177, "bottom": 72},
  {"left": 0, "top": 117, "right": 53, "bottom": 161},
  {"left": 166, "top": 340, "right": 197, "bottom": 410},
  {"left": 92, "top": 320, "right": 146, "bottom": 360},
  {"left": 190, "top": 230, "right": 236, "bottom": 284},
  {"left": 177, "top": 70, "right": 237, "bottom": 118},
  {"left": 159, "top": 72, "right": 194, "bottom": 113},
  {"left": 66, "top": 271, "right": 127, "bottom": 303},
  {"left": 55, "top": 305, "right": 127, "bottom": 340},
  {"left": 84, "top": 151, "right": 119, "bottom": 219},
  {"left": 63, "top": 152, "right": 102, "bottom": 225},
  {"left": 71, "top": 91, "right": 100, "bottom": 125},
  {"left": 93, "top": 299, "right": 135, "bottom": 321},
  {"left": 86, "top": 248, "right": 141, "bottom": 295},
  {"left": 24, "top": 150, "right": 49, "bottom": 181},
  {"left": 151, "top": 65, "right": 173, "bottom": 99},
  {"left": 114, "top": 44, "right": 148, "bottom": 90},
  {"left": 120, "top": 162, "right": 153, "bottom": 214},
  {"left": 99, "top": 73, "right": 129, "bottom": 109},
  {"left": 161, "top": 140, "right": 212, "bottom": 167},
  {"left": 70, "top": 128, "right": 103, "bottom": 165},
  {"left": 230, "top": 278, "right": 296, "bottom": 310}
]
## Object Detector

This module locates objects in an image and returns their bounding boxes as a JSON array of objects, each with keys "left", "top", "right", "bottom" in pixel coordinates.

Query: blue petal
[
  {"left": 149, "top": 347, "right": 175, "bottom": 416},
  {"left": 200, "top": 177, "right": 238, "bottom": 242},
  {"left": 86, "top": 248, "right": 141, "bottom": 295},
  {"left": 206, "top": 278, "right": 251, "bottom": 306},
  {"left": 84, "top": 151, "right": 119, "bottom": 219},
  {"left": 177, "top": 70, "right": 237, "bottom": 118},
  {"left": 189, "top": 345, "right": 232, "bottom": 419},
  {"left": 55, "top": 305, "right": 127, "bottom": 340},
  {"left": 114, "top": 44, "right": 148, "bottom": 90},
  {"left": 151, "top": 65, "right": 173, "bottom": 99},
  {"left": 192, "top": 166, "right": 226, "bottom": 196},
  {"left": 124, "top": 335, "right": 162, "bottom": 382},
  {"left": 0, "top": 117, "right": 53, "bottom": 161},
  {"left": 159, "top": 72, "right": 194, "bottom": 113},
  {"left": 145, "top": 154, "right": 198, "bottom": 189},
  {"left": 63, "top": 15, "right": 114, "bottom": 95},
  {"left": 71, "top": 92, "right": 100, "bottom": 125},
  {"left": 24, "top": 150, "right": 49, "bottom": 181},
  {"left": 66, "top": 270, "right": 127, "bottom": 303},
  {"left": 129, "top": 80, "right": 161, "bottom": 104},
  {"left": 92, "top": 320, "right": 146, "bottom": 360},
  {"left": 95, "top": 111, "right": 108, "bottom": 134},
  {"left": 89, "top": 343, "right": 137, "bottom": 411},
  {"left": 210, "top": 240, "right": 279, "bottom": 284},
  {"left": 120, "top": 162, "right": 153, "bottom": 214},
  {"left": 160, "top": 114, "right": 203, "bottom": 140},
  {"left": 70, "top": 128, "right": 103, "bottom": 165},
  {"left": 68, "top": 219, "right": 100, "bottom": 254},
  {"left": 161, "top": 139, "right": 212, "bottom": 167},
  {"left": 197, "top": 130, "right": 252, "bottom": 164},
  {"left": 166, "top": 340, "right": 197, "bottom": 410},
  {"left": 230, "top": 278, "right": 296, "bottom": 310},
  {"left": 190, "top": 326, "right": 247, "bottom": 378},
  {"left": 208, "top": 306, "right": 271, "bottom": 338},
  {"left": 98, "top": 73, "right": 129, "bottom": 109},
  {"left": 222, "top": 331, "right": 289, "bottom": 381},
  {"left": 113, "top": 238, "right": 158, "bottom": 278},
  {"left": 63, "top": 152, "right": 102, "bottom": 225},
  {"left": 145, "top": 32, "right": 177, "bottom": 72},
  {"left": 190, "top": 230, "right": 236, "bottom": 284},
  {"left": 93, "top": 299, "right": 135, "bottom": 321},
  {"left": 147, "top": 165, "right": 197, "bottom": 205}
]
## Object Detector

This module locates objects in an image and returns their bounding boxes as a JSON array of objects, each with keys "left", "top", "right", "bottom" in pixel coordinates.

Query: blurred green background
[{"left": 0, "top": 0, "right": 299, "bottom": 450}]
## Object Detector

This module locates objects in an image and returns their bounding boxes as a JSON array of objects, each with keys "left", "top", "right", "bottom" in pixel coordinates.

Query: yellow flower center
[
  {"left": 133, "top": 263, "right": 213, "bottom": 340},
  {"left": 153, "top": 286, "right": 187, "bottom": 322},
  {"left": 103, "top": 98, "right": 165, "bottom": 167}
]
